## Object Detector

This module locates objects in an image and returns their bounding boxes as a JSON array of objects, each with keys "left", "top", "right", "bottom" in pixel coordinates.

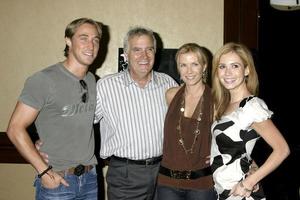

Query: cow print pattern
[{"left": 210, "top": 96, "right": 273, "bottom": 200}]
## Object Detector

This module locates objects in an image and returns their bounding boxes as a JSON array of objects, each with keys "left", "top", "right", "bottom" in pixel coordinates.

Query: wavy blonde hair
[{"left": 212, "top": 42, "right": 259, "bottom": 120}]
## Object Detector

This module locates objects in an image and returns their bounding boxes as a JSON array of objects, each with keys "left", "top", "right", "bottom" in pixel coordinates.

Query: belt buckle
[
  {"left": 170, "top": 170, "right": 191, "bottom": 179},
  {"left": 74, "top": 164, "right": 85, "bottom": 176},
  {"left": 185, "top": 170, "right": 191, "bottom": 179},
  {"left": 145, "top": 158, "right": 152, "bottom": 166}
]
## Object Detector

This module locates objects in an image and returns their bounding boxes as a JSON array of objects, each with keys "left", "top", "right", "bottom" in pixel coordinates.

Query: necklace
[{"left": 176, "top": 93, "right": 203, "bottom": 154}]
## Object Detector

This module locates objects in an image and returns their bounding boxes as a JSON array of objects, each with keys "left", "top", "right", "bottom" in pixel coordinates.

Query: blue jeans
[
  {"left": 34, "top": 167, "right": 97, "bottom": 200},
  {"left": 157, "top": 185, "right": 217, "bottom": 200}
]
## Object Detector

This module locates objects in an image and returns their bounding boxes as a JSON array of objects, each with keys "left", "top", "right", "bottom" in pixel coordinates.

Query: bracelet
[
  {"left": 239, "top": 181, "right": 252, "bottom": 192},
  {"left": 38, "top": 165, "right": 52, "bottom": 178}
]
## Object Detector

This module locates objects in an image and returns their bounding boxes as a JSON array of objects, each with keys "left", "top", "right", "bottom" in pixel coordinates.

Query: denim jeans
[
  {"left": 157, "top": 184, "right": 217, "bottom": 200},
  {"left": 34, "top": 167, "right": 97, "bottom": 200}
]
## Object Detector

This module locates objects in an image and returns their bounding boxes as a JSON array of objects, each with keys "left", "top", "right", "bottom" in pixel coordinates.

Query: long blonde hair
[{"left": 212, "top": 42, "right": 259, "bottom": 120}]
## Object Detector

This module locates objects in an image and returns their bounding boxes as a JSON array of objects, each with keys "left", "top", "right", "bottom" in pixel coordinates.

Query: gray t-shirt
[{"left": 19, "top": 63, "right": 97, "bottom": 170}]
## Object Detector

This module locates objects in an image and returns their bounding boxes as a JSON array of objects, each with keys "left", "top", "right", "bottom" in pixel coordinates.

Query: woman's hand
[
  {"left": 247, "top": 161, "right": 260, "bottom": 192},
  {"left": 229, "top": 181, "right": 253, "bottom": 198}
]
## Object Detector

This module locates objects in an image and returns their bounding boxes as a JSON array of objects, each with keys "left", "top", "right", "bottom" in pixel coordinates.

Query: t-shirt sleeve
[
  {"left": 19, "top": 72, "right": 51, "bottom": 111},
  {"left": 237, "top": 97, "right": 273, "bottom": 129}
]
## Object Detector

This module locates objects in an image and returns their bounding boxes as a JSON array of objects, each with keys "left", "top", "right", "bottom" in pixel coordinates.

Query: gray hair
[{"left": 123, "top": 26, "right": 157, "bottom": 53}]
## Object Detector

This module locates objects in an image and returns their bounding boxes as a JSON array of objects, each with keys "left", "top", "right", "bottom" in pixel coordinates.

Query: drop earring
[
  {"left": 202, "top": 70, "right": 207, "bottom": 83},
  {"left": 179, "top": 78, "right": 184, "bottom": 85}
]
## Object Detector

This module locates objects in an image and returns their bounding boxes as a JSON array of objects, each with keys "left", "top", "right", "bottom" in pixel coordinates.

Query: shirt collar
[{"left": 123, "top": 69, "right": 158, "bottom": 88}]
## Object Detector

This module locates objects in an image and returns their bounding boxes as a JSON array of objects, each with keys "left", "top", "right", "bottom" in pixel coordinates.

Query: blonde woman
[{"left": 157, "top": 43, "right": 217, "bottom": 200}]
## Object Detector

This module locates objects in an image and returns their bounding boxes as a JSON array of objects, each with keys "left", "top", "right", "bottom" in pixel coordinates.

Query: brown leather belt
[
  {"left": 57, "top": 165, "right": 93, "bottom": 177},
  {"left": 159, "top": 165, "right": 212, "bottom": 180},
  {"left": 111, "top": 155, "right": 162, "bottom": 165}
]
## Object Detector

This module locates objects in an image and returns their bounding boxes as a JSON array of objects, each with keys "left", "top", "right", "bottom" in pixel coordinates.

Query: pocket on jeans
[
  {"left": 35, "top": 177, "right": 62, "bottom": 190},
  {"left": 39, "top": 183, "right": 70, "bottom": 200},
  {"left": 41, "top": 184, "right": 62, "bottom": 191},
  {"left": 34, "top": 177, "right": 62, "bottom": 191}
]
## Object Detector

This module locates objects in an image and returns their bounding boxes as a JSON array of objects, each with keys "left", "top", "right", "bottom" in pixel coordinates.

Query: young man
[{"left": 6, "top": 17, "right": 102, "bottom": 200}]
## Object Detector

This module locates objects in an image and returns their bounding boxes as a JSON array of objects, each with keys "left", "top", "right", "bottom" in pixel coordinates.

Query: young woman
[{"left": 210, "top": 42, "right": 290, "bottom": 200}]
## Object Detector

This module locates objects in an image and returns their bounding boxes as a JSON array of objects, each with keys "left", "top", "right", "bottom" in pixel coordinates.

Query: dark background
[{"left": 252, "top": 1, "right": 300, "bottom": 200}]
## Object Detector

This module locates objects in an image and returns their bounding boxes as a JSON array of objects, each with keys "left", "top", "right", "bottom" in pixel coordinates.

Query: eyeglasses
[{"left": 79, "top": 80, "right": 89, "bottom": 103}]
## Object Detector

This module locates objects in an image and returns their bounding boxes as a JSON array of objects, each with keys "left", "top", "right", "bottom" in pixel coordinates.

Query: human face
[
  {"left": 178, "top": 52, "right": 206, "bottom": 86},
  {"left": 66, "top": 23, "right": 100, "bottom": 67},
  {"left": 126, "top": 35, "right": 155, "bottom": 80},
  {"left": 217, "top": 51, "right": 249, "bottom": 92}
]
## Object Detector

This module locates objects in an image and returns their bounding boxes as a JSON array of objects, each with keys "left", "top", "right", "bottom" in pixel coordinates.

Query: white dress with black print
[{"left": 210, "top": 96, "right": 273, "bottom": 200}]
